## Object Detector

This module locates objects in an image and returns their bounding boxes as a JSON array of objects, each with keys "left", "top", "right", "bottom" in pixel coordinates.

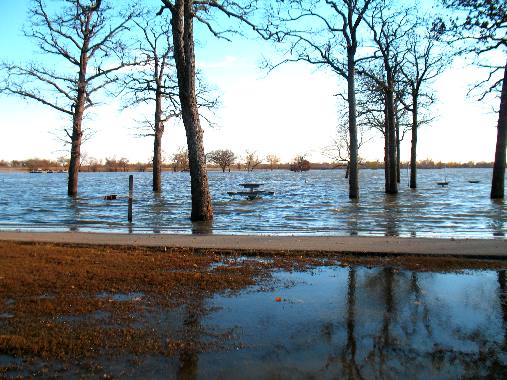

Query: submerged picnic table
[{"left": 227, "top": 183, "right": 275, "bottom": 200}]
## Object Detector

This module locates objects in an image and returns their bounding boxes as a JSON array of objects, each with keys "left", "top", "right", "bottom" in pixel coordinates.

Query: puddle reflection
[{"left": 197, "top": 265, "right": 507, "bottom": 379}]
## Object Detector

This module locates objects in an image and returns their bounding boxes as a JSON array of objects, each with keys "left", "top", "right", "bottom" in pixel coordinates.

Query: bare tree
[
  {"left": 266, "top": 154, "right": 280, "bottom": 170},
  {"left": 361, "top": 3, "right": 411, "bottom": 194},
  {"left": 244, "top": 151, "right": 262, "bottom": 172},
  {"left": 157, "top": 0, "right": 269, "bottom": 221},
  {"left": 324, "top": 101, "right": 372, "bottom": 178},
  {"left": 400, "top": 20, "right": 447, "bottom": 189},
  {"left": 442, "top": 0, "right": 507, "bottom": 199},
  {"left": 122, "top": 14, "right": 180, "bottom": 192},
  {"left": 0, "top": 0, "right": 137, "bottom": 196},
  {"left": 290, "top": 155, "right": 311, "bottom": 172},
  {"left": 172, "top": 147, "right": 189, "bottom": 172},
  {"left": 268, "top": 0, "right": 376, "bottom": 199},
  {"left": 207, "top": 149, "right": 236, "bottom": 172}
]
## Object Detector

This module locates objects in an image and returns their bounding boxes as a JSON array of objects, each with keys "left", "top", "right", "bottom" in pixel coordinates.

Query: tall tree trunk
[
  {"left": 67, "top": 113, "right": 83, "bottom": 197},
  {"left": 67, "top": 45, "right": 89, "bottom": 196},
  {"left": 395, "top": 106, "right": 401, "bottom": 183},
  {"left": 347, "top": 51, "right": 359, "bottom": 199},
  {"left": 410, "top": 93, "right": 418, "bottom": 189},
  {"left": 385, "top": 74, "right": 398, "bottom": 194},
  {"left": 491, "top": 62, "right": 507, "bottom": 199},
  {"left": 153, "top": 95, "right": 164, "bottom": 192},
  {"left": 171, "top": 0, "right": 213, "bottom": 221},
  {"left": 383, "top": 99, "right": 389, "bottom": 192}
]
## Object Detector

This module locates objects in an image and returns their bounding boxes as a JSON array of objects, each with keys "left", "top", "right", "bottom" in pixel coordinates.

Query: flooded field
[
  {"left": 2, "top": 242, "right": 507, "bottom": 378},
  {"left": 0, "top": 168, "right": 505, "bottom": 237}
]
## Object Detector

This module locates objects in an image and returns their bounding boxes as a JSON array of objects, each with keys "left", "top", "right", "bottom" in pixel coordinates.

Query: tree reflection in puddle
[{"left": 200, "top": 265, "right": 507, "bottom": 379}]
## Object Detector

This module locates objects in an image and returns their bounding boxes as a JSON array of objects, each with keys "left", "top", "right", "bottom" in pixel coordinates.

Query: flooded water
[
  {"left": 190, "top": 266, "right": 507, "bottom": 379},
  {"left": 0, "top": 168, "right": 505, "bottom": 238},
  {"left": 17, "top": 264, "right": 502, "bottom": 379}
]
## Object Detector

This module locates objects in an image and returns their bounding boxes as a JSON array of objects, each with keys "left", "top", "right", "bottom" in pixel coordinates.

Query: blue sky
[{"left": 0, "top": 0, "right": 502, "bottom": 164}]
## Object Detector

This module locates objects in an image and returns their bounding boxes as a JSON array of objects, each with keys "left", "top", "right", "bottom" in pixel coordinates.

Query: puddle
[
  {"left": 4, "top": 265, "right": 507, "bottom": 378},
  {"left": 210, "top": 256, "right": 274, "bottom": 269},
  {"left": 56, "top": 310, "right": 110, "bottom": 323},
  {"left": 96, "top": 292, "right": 144, "bottom": 302},
  {"left": 196, "top": 266, "right": 507, "bottom": 378}
]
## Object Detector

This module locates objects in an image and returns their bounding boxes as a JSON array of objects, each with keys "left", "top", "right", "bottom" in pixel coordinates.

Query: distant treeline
[{"left": 0, "top": 158, "right": 494, "bottom": 172}]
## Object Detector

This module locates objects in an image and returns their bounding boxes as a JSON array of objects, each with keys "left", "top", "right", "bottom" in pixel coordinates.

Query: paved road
[{"left": 1, "top": 232, "right": 506, "bottom": 258}]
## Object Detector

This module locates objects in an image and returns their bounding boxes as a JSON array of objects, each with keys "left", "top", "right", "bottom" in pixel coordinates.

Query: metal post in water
[{"left": 128, "top": 175, "right": 133, "bottom": 223}]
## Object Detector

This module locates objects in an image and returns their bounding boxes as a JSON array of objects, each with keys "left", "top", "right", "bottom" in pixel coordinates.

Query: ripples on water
[{"left": 0, "top": 168, "right": 505, "bottom": 237}]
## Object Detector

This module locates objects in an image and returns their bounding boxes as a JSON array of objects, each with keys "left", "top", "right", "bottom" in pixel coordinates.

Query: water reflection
[
  {"left": 490, "top": 199, "right": 505, "bottom": 237},
  {"left": 150, "top": 193, "right": 166, "bottom": 234},
  {"left": 67, "top": 198, "right": 81, "bottom": 232},
  {"left": 383, "top": 195, "right": 399, "bottom": 236},
  {"left": 202, "top": 265, "right": 507, "bottom": 378},
  {"left": 191, "top": 221, "right": 213, "bottom": 235},
  {"left": 178, "top": 302, "right": 200, "bottom": 380}
]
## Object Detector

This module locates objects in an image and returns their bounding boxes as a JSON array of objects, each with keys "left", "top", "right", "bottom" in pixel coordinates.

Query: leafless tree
[
  {"left": 244, "top": 151, "right": 262, "bottom": 172},
  {"left": 207, "top": 149, "right": 236, "bottom": 172},
  {"left": 172, "top": 147, "right": 189, "bottom": 172},
  {"left": 442, "top": 0, "right": 507, "bottom": 199},
  {"left": 290, "top": 155, "right": 311, "bottom": 172},
  {"left": 323, "top": 100, "right": 372, "bottom": 178},
  {"left": 266, "top": 154, "right": 280, "bottom": 170},
  {"left": 267, "top": 0, "right": 377, "bottom": 199},
  {"left": 157, "top": 0, "right": 270, "bottom": 221},
  {"left": 399, "top": 19, "right": 448, "bottom": 189},
  {"left": 360, "top": 2, "right": 412, "bottom": 194},
  {"left": 0, "top": 0, "right": 137, "bottom": 196},
  {"left": 121, "top": 13, "right": 180, "bottom": 192}
]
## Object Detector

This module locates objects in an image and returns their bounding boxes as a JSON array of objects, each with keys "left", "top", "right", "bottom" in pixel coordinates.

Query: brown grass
[{"left": 1, "top": 240, "right": 506, "bottom": 375}]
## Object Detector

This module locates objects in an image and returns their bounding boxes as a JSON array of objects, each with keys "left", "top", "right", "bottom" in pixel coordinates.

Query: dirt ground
[{"left": 1, "top": 241, "right": 507, "bottom": 378}]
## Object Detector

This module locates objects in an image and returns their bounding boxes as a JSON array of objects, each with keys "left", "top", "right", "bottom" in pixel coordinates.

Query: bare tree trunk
[
  {"left": 383, "top": 102, "right": 389, "bottom": 192},
  {"left": 153, "top": 95, "right": 164, "bottom": 192},
  {"left": 347, "top": 52, "right": 359, "bottom": 199},
  {"left": 171, "top": 0, "right": 212, "bottom": 221},
  {"left": 67, "top": 116, "right": 83, "bottom": 196},
  {"left": 67, "top": 49, "right": 88, "bottom": 196},
  {"left": 385, "top": 73, "right": 398, "bottom": 194},
  {"left": 395, "top": 107, "right": 401, "bottom": 183},
  {"left": 491, "top": 62, "right": 507, "bottom": 199},
  {"left": 410, "top": 94, "right": 418, "bottom": 189}
]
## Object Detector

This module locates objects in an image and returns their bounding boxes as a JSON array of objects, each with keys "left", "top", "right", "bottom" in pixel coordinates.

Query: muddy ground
[{"left": 1, "top": 241, "right": 506, "bottom": 378}]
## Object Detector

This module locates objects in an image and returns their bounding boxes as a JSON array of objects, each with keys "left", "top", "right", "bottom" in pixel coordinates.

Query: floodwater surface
[
  {"left": 0, "top": 168, "right": 505, "bottom": 237},
  {"left": 4, "top": 263, "right": 506, "bottom": 378},
  {"left": 198, "top": 266, "right": 507, "bottom": 379}
]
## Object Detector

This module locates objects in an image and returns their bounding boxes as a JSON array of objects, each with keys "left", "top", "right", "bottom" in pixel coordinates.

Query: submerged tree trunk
[
  {"left": 153, "top": 93, "right": 164, "bottom": 192},
  {"left": 171, "top": 0, "right": 212, "bottom": 221},
  {"left": 67, "top": 115, "right": 83, "bottom": 197},
  {"left": 383, "top": 101, "right": 389, "bottom": 192},
  {"left": 67, "top": 49, "right": 88, "bottom": 197},
  {"left": 410, "top": 94, "right": 418, "bottom": 189},
  {"left": 385, "top": 73, "right": 398, "bottom": 194},
  {"left": 491, "top": 62, "right": 507, "bottom": 199},
  {"left": 395, "top": 106, "right": 401, "bottom": 184},
  {"left": 347, "top": 51, "right": 359, "bottom": 199}
]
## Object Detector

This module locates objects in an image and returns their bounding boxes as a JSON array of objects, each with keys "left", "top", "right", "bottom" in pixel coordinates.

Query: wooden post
[{"left": 128, "top": 175, "right": 133, "bottom": 223}]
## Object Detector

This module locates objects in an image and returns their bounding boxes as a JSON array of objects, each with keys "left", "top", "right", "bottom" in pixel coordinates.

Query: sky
[{"left": 0, "top": 0, "right": 502, "bottom": 164}]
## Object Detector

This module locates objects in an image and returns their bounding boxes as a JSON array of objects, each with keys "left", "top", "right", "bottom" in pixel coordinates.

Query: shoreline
[{"left": 1, "top": 231, "right": 506, "bottom": 258}]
